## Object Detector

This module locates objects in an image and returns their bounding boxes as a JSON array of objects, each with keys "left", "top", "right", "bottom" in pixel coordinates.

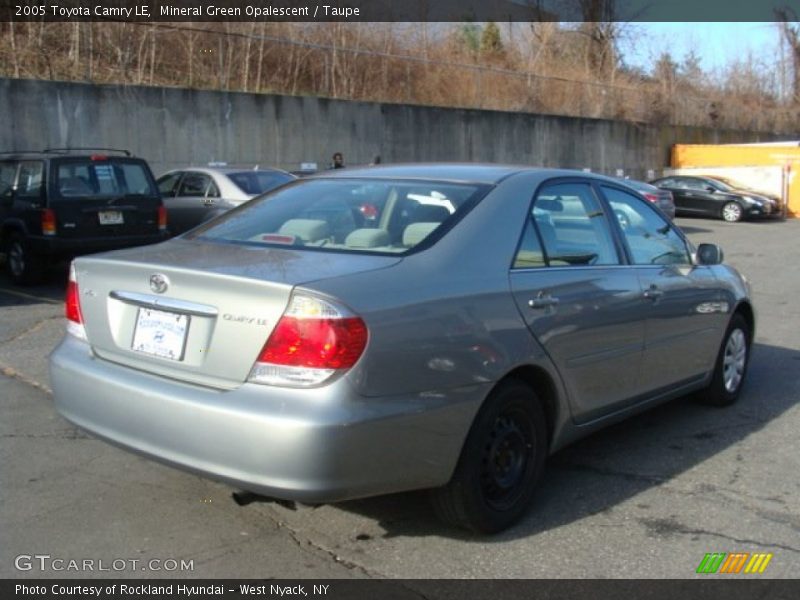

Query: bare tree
[{"left": 775, "top": 8, "right": 800, "bottom": 103}]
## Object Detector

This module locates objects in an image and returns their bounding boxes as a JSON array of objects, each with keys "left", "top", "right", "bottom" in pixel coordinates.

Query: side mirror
[
  {"left": 696, "top": 243, "right": 724, "bottom": 265},
  {"left": 705, "top": 185, "right": 716, "bottom": 193}
]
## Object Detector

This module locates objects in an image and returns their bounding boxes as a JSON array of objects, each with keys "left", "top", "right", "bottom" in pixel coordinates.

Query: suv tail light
[
  {"left": 248, "top": 293, "right": 368, "bottom": 387},
  {"left": 643, "top": 193, "right": 659, "bottom": 204},
  {"left": 65, "top": 262, "right": 87, "bottom": 341},
  {"left": 157, "top": 205, "right": 168, "bottom": 231},
  {"left": 41, "top": 208, "right": 57, "bottom": 235}
]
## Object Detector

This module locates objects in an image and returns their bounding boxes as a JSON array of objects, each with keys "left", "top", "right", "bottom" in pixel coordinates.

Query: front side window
[
  {"left": 602, "top": 186, "right": 691, "bottom": 265},
  {"left": 514, "top": 182, "right": 619, "bottom": 268},
  {"left": 157, "top": 172, "right": 183, "bottom": 196},
  {"left": 194, "top": 178, "right": 488, "bottom": 254}
]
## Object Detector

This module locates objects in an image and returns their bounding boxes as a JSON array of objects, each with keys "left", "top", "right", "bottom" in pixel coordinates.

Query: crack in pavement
[
  {"left": 0, "top": 364, "right": 52, "bottom": 394},
  {"left": 256, "top": 505, "right": 378, "bottom": 578},
  {"left": 640, "top": 517, "right": 800, "bottom": 554},
  {"left": 0, "top": 315, "right": 62, "bottom": 345}
]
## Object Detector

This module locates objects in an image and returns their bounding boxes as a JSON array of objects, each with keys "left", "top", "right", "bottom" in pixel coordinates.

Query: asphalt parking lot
[{"left": 1, "top": 216, "right": 799, "bottom": 579}]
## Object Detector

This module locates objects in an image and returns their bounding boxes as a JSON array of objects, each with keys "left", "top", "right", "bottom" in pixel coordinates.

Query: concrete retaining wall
[{"left": 0, "top": 77, "right": 785, "bottom": 178}]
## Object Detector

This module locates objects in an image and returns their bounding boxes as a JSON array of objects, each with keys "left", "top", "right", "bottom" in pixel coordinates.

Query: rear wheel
[
  {"left": 721, "top": 202, "right": 743, "bottom": 223},
  {"left": 697, "top": 313, "right": 751, "bottom": 407},
  {"left": 6, "top": 233, "right": 45, "bottom": 285},
  {"left": 431, "top": 379, "right": 547, "bottom": 533}
]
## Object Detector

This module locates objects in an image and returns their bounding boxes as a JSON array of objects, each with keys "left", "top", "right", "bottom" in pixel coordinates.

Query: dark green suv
[{"left": 0, "top": 149, "right": 168, "bottom": 284}]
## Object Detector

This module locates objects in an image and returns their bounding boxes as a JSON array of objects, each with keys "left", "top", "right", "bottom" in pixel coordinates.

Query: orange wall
[{"left": 672, "top": 145, "right": 800, "bottom": 216}]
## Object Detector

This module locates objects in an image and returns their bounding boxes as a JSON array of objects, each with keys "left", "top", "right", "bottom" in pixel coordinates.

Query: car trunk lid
[{"left": 73, "top": 240, "right": 401, "bottom": 389}]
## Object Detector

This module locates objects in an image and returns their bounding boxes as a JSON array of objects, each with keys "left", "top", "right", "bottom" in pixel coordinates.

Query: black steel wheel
[
  {"left": 431, "top": 379, "right": 547, "bottom": 533},
  {"left": 6, "top": 233, "right": 45, "bottom": 285}
]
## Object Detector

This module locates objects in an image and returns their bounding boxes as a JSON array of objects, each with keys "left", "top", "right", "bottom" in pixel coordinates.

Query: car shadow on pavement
[
  {"left": 330, "top": 341, "right": 800, "bottom": 540},
  {"left": 0, "top": 261, "right": 68, "bottom": 307}
]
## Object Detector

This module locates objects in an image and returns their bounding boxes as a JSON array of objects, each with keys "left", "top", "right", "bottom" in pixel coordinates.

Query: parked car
[
  {"left": 0, "top": 148, "right": 167, "bottom": 284},
  {"left": 650, "top": 175, "right": 778, "bottom": 222},
  {"left": 156, "top": 167, "right": 295, "bottom": 235},
  {"left": 620, "top": 178, "right": 676, "bottom": 220},
  {"left": 50, "top": 165, "right": 754, "bottom": 533}
]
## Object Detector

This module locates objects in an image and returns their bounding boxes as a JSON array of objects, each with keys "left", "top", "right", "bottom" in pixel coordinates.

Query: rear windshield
[
  {"left": 227, "top": 170, "right": 294, "bottom": 195},
  {"left": 54, "top": 159, "right": 157, "bottom": 199},
  {"left": 193, "top": 178, "right": 489, "bottom": 254}
]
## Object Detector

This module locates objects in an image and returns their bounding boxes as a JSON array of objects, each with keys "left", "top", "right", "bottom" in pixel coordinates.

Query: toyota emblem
[{"left": 149, "top": 274, "right": 169, "bottom": 294}]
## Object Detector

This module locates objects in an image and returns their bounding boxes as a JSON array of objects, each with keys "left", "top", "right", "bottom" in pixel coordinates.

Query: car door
[
  {"left": 600, "top": 185, "right": 727, "bottom": 392},
  {"left": 509, "top": 181, "right": 647, "bottom": 424},
  {"left": 683, "top": 178, "right": 720, "bottom": 216},
  {"left": 167, "top": 171, "right": 217, "bottom": 235}
]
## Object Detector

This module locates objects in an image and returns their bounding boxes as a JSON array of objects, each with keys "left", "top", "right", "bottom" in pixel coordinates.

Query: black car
[
  {"left": 650, "top": 175, "right": 778, "bottom": 222},
  {"left": 0, "top": 148, "right": 168, "bottom": 284}
]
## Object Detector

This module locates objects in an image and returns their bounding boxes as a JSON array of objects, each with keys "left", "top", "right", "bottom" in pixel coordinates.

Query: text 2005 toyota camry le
[{"left": 50, "top": 165, "right": 754, "bottom": 533}]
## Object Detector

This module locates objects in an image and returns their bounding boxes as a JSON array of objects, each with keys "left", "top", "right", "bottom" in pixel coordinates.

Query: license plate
[
  {"left": 98, "top": 210, "right": 124, "bottom": 225},
  {"left": 132, "top": 308, "right": 189, "bottom": 361}
]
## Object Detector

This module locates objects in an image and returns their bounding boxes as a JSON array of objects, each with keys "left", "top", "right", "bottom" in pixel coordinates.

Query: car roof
[
  {"left": 305, "top": 163, "right": 627, "bottom": 185},
  {"left": 621, "top": 178, "right": 657, "bottom": 192},
  {"left": 0, "top": 149, "right": 136, "bottom": 160},
  {"left": 162, "top": 166, "right": 294, "bottom": 177}
]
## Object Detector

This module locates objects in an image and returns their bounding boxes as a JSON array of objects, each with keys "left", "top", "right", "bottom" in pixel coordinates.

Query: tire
[
  {"left": 431, "top": 379, "right": 547, "bottom": 533},
  {"left": 5, "top": 233, "right": 45, "bottom": 285},
  {"left": 721, "top": 202, "right": 743, "bottom": 223},
  {"left": 697, "top": 314, "right": 751, "bottom": 407}
]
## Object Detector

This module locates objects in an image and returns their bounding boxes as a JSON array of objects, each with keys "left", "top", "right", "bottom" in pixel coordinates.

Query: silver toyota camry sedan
[{"left": 50, "top": 164, "right": 754, "bottom": 533}]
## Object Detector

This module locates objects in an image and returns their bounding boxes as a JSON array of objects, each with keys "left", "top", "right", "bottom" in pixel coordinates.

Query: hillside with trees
[{"left": 0, "top": 20, "right": 797, "bottom": 133}]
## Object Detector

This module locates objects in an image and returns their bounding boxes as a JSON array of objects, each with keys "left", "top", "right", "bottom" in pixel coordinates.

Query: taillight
[
  {"left": 248, "top": 294, "right": 368, "bottom": 387},
  {"left": 41, "top": 208, "right": 57, "bottom": 235},
  {"left": 157, "top": 205, "right": 168, "bottom": 231},
  {"left": 65, "top": 262, "right": 87, "bottom": 341},
  {"left": 643, "top": 193, "right": 659, "bottom": 203}
]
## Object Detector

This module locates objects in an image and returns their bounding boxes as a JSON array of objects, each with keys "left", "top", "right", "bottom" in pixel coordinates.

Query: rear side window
[
  {"left": 514, "top": 182, "right": 619, "bottom": 268},
  {"left": 177, "top": 172, "right": 212, "bottom": 197},
  {"left": 0, "top": 162, "right": 16, "bottom": 199},
  {"left": 194, "top": 178, "right": 488, "bottom": 254},
  {"left": 54, "top": 159, "right": 157, "bottom": 199},
  {"left": 16, "top": 161, "right": 44, "bottom": 199}
]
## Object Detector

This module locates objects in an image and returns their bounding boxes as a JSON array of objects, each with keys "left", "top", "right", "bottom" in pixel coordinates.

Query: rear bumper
[
  {"left": 49, "top": 335, "right": 483, "bottom": 502},
  {"left": 27, "top": 233, "right": 169, "bottom": 257}
]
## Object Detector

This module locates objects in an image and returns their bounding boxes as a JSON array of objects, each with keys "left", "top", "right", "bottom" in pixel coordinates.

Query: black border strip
[{"left": 0, "top": 0, "right": 796, "bottom": 23}]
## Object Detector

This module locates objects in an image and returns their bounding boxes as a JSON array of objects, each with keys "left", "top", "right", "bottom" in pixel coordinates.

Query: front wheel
[
  {"left": 697, "top": 314, "right": 751, "bottom": 407},
  {"left": 721, "top": 202, "right": 743, "bottom": 223},
  {"left": 431, "top": 379, "right": 547, "bottom": 533}
]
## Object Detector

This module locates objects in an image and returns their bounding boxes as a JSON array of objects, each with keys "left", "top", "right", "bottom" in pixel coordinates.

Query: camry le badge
[{"left": 149, "top": 274, "right": 169, "bottom": 294}]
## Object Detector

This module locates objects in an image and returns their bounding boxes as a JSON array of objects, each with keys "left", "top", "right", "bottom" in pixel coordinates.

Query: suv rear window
[
  {"left": 193, "top": 178, "right": 489, "bottom": 254},
  {"left": 54, "top": 159, "right": 157, "bottom": 199}
]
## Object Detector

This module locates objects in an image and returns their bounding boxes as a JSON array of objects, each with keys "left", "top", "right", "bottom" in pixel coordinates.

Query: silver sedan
[
  {"left": 50, "top": 165, "right": 754, "bottom": 533},
  {"left": 157, "top": 166, "right": 295, "bottom": 235}
]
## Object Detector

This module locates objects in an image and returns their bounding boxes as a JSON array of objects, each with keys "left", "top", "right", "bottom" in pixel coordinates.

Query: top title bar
[{"left": 0, "top": 0, "right": 796, "bottom": 22}]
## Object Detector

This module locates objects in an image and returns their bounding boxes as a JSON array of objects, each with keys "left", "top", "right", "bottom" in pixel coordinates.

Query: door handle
[
  {"left": 528, "top": 294, "right": 559, "bottom": 309},
  {"left": 203, "top": 197, "right": 215, "bottom": 207},
  {"left": 643, "top": 285, "right": 663, "bottom": 301}
]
